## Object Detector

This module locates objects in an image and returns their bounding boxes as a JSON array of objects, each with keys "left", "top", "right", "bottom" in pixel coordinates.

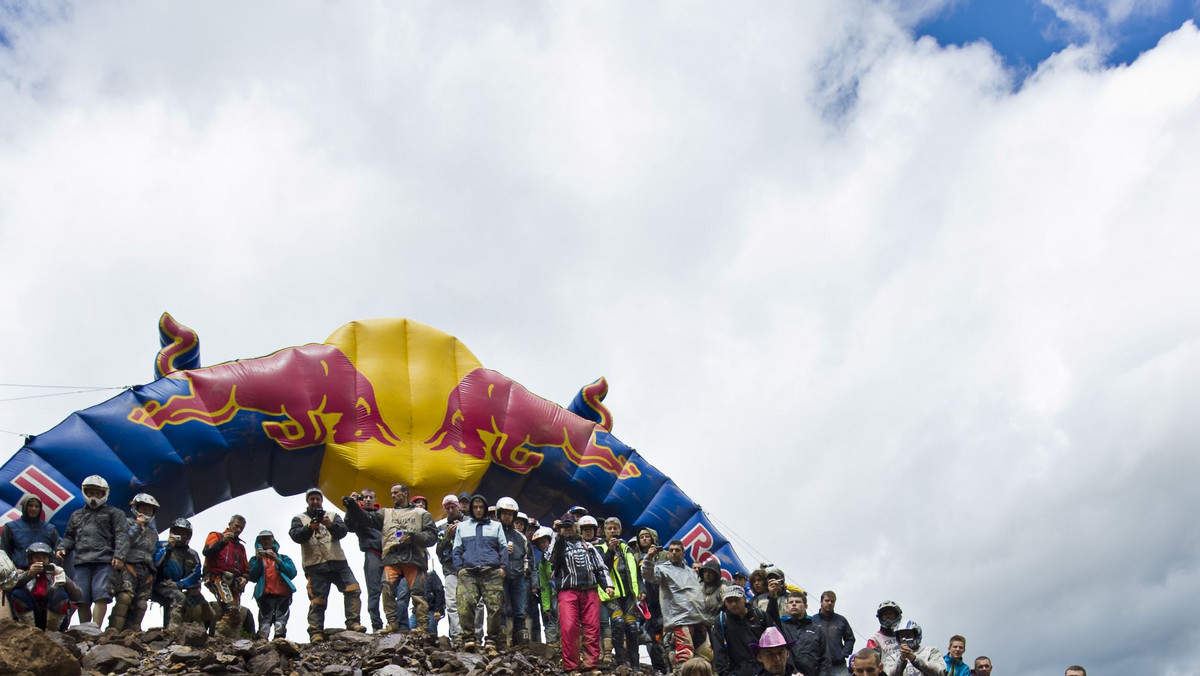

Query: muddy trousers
[
  {"left": 256, "top": 593, "right": 292, "bottom": 639},
  {"left": 456, "top": 568, "right": 504, "bottom": 645},
  {"left": 305, "top": 561, "right": 363, "bottom": 637},
  {"left": 108, "top": 562, "right": 154, "bottom": 632},
  {"left": 383, "top": 563, "right": 428, "bottom": 632},
  {"left": 604, "top": 596, "right": 641, "bottom": 666}
]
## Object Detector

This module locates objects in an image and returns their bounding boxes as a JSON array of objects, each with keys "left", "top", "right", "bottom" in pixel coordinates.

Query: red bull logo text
[
  {"left": 0, "top": 465, "right": 73, "bottom": 524},
  {"left": 426, "top": 369, "right": 641, "bottom": 479},
  {"left": 128, "top": 345, "right": 401, "bottom": 450}
]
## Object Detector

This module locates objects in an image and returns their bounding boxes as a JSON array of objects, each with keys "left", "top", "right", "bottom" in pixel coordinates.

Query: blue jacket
[
  {"left": 248, "top": 542, "right": 298, "bottom": 599},
  {"left": 154, "top": 540, "right": 203, "bottom": 589},
  {"left": 0, "top": 496, "right": 60, "bottom": 569},
  {"left": 944, "top": 654, "right": 971, "bottom": 676},
  {"left": 452, "top": 514, "right": 508, "bottom": 571}
]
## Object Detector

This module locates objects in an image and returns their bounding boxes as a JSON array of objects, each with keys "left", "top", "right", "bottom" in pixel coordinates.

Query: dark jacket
[
  {"left": 58, "top": 504, "right": 129, "bottom": 565},
  {"left": 810, "top": 611, "right": 855, "bottom": 666},
  {"left": 154, "top": 540, "right": 202, "bottom": 590},
  {"left": 501, "top": 524, "right": 530, "bottom": 578},
  {"left": 780, "top": 614, "right": 833, "bottom": 676},
  {"left": 711, "top": 605, "right": 771, "bottom": 676},
  {"left": 347, "top": 502, "right": 383, "bottom": 553},
  {"left": 436, "top": 513, "right": 464, "bottom": 575},
  {"left": 1, "top": 496, "right": 60, "bottom": 569}
]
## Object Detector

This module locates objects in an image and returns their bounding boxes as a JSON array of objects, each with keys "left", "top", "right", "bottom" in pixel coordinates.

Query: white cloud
[{"left": 2, "top": 2, "right": 1200, "bottom": 671}]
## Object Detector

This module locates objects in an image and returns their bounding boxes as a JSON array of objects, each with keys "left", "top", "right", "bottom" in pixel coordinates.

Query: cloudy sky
[{"left": 3, "top": 0, "right": 1200, "bottom": 672}]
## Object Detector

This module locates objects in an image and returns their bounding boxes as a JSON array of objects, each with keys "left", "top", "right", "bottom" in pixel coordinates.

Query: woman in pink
[{"left": 550, "top": 515, "right": 613, "bottom": 675}]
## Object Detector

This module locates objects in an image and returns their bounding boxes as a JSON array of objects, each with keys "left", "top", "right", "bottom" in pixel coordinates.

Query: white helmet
[
  {"left": 515, "top": 511, "right": 529, "bottom": 524},
  {"left": 81, "top": 475, "right": 110, "bottom": 508},
  {"left": 131, "top": 493, "right": 160, "bottom": 513},
  {"left": 532, "top": 526, "right": 554, "bottom": 542},
  {"left": 496, "top": 496, "right": 519, "bottom": 513},
  {"left": 442, "top": 493, "right": 460, "bottom": 507},
  {"left": 577, "top": 515, "right": 598, "bottom": 528}
]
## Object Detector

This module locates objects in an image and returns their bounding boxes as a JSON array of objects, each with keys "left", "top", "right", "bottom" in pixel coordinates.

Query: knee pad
[{"left": 116, "top": 592, "right": 133, "bottom": 606}]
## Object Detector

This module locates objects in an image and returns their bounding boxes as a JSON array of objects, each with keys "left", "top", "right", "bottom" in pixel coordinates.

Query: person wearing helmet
[
  {"left": 248, "top": 530, "right": 298, "bottom": 640},
  {"left": 290, "top": 488, "right": 367, "bottom": 641},
  {"left": 346, "top": 488, "right": 386, "bottom": 633},
  {"left": 451, "top": 494, "right": 508, "bottom": 654},
  {"left": 1, "top": 495, "right": 60, "bottom": 570},
  {"left": 9, "top": 541, "right": 83, "bottom": 630},
  {"left": 698, "top": 557, "right": 727, "bottom": 623},
  {"left": 866, "top": 600, "right": 903, "bottom": 658},
  {"left": 436, "top": 493, "right": 466, "bottom": 641},
  {"left": 204, "top": 513, "right": 251, "bottom": 637},
  {"left": 56, "top": 474, "right": 129, "bottom": 626},
  {"left": 529, "top": 526, "right": 559, "bottom": 648},
  {"left": 774, "top": 591, "right": 831, "bottom": 676},
  {"left": 551, "top": 514, "right": 614, "bottom": 675},
  {"left": 343, "top": 483, "right": 437, "bottom": 636},
  {"left": 154, "top": 517, "right": 210, "bottom": 629},
  {"left": 881, "top": 620, "right": 946, "bottom": 676},
  {"left": 107, "top": 492, "right": 161, "bottom": 632},
  {"left": 493, "top": 496, "right": 530, "bottom": 646},
  {"left": 598, "top": 516, "right": 641, "bottom": 668},
  {"left": 411, "top": 495, "right": 429, "bottom": 510},
  {"left": 630, "top": 526, "right": 669, "bottom": 675}
]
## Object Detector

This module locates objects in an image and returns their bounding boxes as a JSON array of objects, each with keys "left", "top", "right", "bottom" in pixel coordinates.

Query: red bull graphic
[
  {"left": 155, "top": 311, "right": 201, "bottom": 378},
  {"left": 129, "top": 344, "right": 401, "bottom": 450},
  {"left": 426, "top": 368, "right": 640, "bottom": 479},
  {"left": 0, "top": 465, "right": 73, "bottom": 524}
]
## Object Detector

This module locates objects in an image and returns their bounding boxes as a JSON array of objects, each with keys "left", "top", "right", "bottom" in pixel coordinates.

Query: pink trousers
[{"left": 558, "top": 588, "right": 601, "bottom": 671}]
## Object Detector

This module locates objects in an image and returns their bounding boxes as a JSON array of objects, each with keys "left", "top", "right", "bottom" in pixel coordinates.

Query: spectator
[
  {"left": 631, "top": 527, "right": 669, "bottom": 674},
  {"left": 551, "top": 515, "right": 613, "bottom": 676},
  {"left": 495, "top": 497, "right": 531, "bottom": 646},
  {"left": 698, "top": 558, "right": 727, "bottom": 623},
  {"left": 153, "top": 518, "right": 209, "bottom": 629},
  {"left": 882, "top": 620, "right": 946, "bottom": 676},
  {"left": 343, "top": 483, "right": 437, "bottom": 635},
  {"left": 775, "top": 591, "right": 831, "bottom": 676},
  {"left": 411, "top": 495, "right": 429, "bottom": 511},
  {"left": 289, "top": 488, "right": 367, "bottom": 642},
  {"left": 682, "top": 657, "right": 717, "bottom": 676},
  {"left": 641, "top": 539, "right": 708, "bottom": 671},
  {"left": 347, "top": 487, "right": 385, "bottom": 633},
  {"left": 436, "top": 493, "right": 465, "bottom": 640},
  {"left": 711, "top": 585, "right": 770, "bottom": 676},
  {"left": 1, "top": 495, "right": 60, "bottom": 570},
  {"left": 248, "top": 530, "right": 297, "bottom": 640},
  {"left": 866, "top": 600, "right": 903, "bottom": 658},
  {"left": 56, "top": 474, "right": 128, "bottom": 626},
  {"left": 944, "top": 636, "right": 970, "bottom": 676},
  {"left": 972, "top": 657, "right": 991, "bottom": 675},
  {"left": 850, "top": 649, "right": 883, "bottom": 676},
  {"left": 108, "top": 492, "right": 160, "bottom": 632},
  {"left": 752, "top": 626, "right": 797, "bottom": 676},
  {"left": 811, "top": 591, "right": 855, "bottom": 673},
  {"left": 406, "top": 566, "right": 445, "bottom": 635},
  {"left": 1065, "top": 668, "right": 1085, "bottom": 676},
  {"left": 748, "top": 570, "right": 770, "bottom": 612},
  {"left": 9, "top": 542, "right": 81, "bottom": 630},
  {"left": 452, "top": 494, "right": 508, "bottom": 654},
  {"left": 203, "top": 514, "right": 251, "bottom": 637},
  {"left": 530, "top": 526, "right": 559, "bottom": 648},
  {"left": 600, "top": 516, "right": 641, "bottom": 667}
]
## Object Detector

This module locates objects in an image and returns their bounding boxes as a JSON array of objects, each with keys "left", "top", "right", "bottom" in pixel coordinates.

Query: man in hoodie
[
  {"left": 1, "top": 495, "right": 60, "bottom": 570},
  {"left": 248, "top": 530, "right": 297, "bottom": 640},
  {"left": 642, "top": 539, "right": 708, "bottom": 671},
  {"left": 289, "top": 488, "right": 367, "bottom": 642},
  {"left": 9, "top": 542, "right": 82, "bottom": 630},
  {"left": 56, "top": 474, "right": 128, "bottom": 626},
  {"left": 154, "top": 518, "right": 208, "bottom": 629},
  {"left": 204, "top": 514, "right": 251, "bottom": 637},
  {"left": 108, "top": 493, "right": 160, "bottom": 632},
  {"left": 451, "top": 494, "right": 508, "bottom": 653},
  {"left": 347, "top": 488, "right": 386, "bottom": 633},
  {"left": 343, "top": 483, "right": 437, "bottom": 635},
  {"left": 775, "top": 592, "right": 832, "bottom": 676}
]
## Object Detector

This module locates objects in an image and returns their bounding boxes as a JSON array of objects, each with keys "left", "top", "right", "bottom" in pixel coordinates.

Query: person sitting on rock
[
  {"left": 154, "top": 517, "right": 211, "bottom": 630},
  {"left": 248, "top": 530, "right": 297, "bottom": 640},
  {"left": 9, "top": 542, "right": 82, "bottom": 630}
]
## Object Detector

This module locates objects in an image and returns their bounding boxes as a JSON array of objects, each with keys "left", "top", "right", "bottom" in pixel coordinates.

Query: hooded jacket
[
  {"left": 248, "top": 539, "right": 298, "bottom": 599},
  {"left": 1, "top": 496, "right": 60, "bottom": 569},
  {"left": 58, "top": 502, "right": 129, "bottom": 565},
  {"left": 452, "top": 495, "right": 508, "bottom": 571},
  {"left": 641, "top": 554, "right": 707, "bottom": 630}
]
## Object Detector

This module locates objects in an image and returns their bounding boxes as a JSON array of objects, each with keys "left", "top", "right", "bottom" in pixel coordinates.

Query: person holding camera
[
  {"left": 108, "top": 492, "right": 160, "bottom": 632},
  {"left": 154, "top": 517, "right": 210, "bottom": 629},
  {"left": 289, "top": 487, "right": 366, "bottom": 641},
  {"left": 435, "top": 493, "right": 466, "bottom": 640},
  {"left": 10, "top": 542, "right": 82, "bottom": 630},
  {"left": 343, "top": 483, "right": 437, "bottom": 635},
  {"left": 346, "top": 488, "right": 386, "bottom": 633},
  {"left": 248, "top": 530, "right": 297, "bottom": 640},
  {"left": 881, "top": 621, "right": 946, "bottom": 676},
  {"left": 204, "top": 514, "right": 250, "bottom": 637}
]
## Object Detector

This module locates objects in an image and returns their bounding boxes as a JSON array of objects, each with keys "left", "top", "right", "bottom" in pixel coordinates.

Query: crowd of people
[{"left": 0, "top": 477, "right": 1088, "bottom": 676}]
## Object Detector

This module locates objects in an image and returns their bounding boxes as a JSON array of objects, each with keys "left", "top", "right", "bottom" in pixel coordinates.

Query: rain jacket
[
  {"left": 550, "top": 536, "right": 612, "bottom": 592},
  {"left": 882, "top": 645, "right": 946, "bottom": 676},
  {"left": 710, "top": 605, "right": 770, "bottom": 676},
  {"left": 154, "top": 541, "right": 202, "bottom": 590},
  {"left": 452, "top": 499, "right": 508, "bottom": 571},
  {"left": 124, "top": 513, "right": 159, "bottom": 566},
  {"left": 943, "top": 655, "right": 971, "bottom": 676},
  {"left": 0, "top": 496, "right": 60, "bottom": 569},
  {"left": 779, "top": 613, "right": 833, "bottom": 676},
  {"left": 598, "top": 539, "right": 639, "bottom": 602},
  {"left": 811, "top": 611, "right": 855, "bottom": 667},
  {"left": 203, "top": 531, "right": 249, "bottom": 576},
  {"left": 641, "top": 555, "right": 707, "bottom": 630},
  {"left": 248, "top": 541, "right": 298, "bottom": 599},
  {"left": 501, "top": 524, "right": 531, "bottom": 578},
  {"left": 58, "top": 503, "right": 129, "bottom": 565}
]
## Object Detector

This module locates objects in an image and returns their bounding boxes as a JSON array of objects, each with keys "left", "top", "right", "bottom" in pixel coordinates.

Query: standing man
[
  {"left": 1065, "top": 668, "right": 1086, "bottom": 676},
  {"left": 289, "top": 488, "right": 367, "bottom": 642},
  {"left": 972, "top": 657, "right": 991, "bottom": 675},
  {"left": 343, "top": 483, "right": 437, "bottom": 634},
  {"left": 775, "top": 591, "right": 831, "bottom": 676},
  {"left": 495, "top": 497, "right": 531, "bottom": 646},
  {"left": 56, "top": 475, "right": 128, "bottom": 626},
  {"left": 600, "top": 516, "right": 641, "bottom": 667},
  {"left": 944, "top": 636, "right": 970, "bottom": 676},
  {"left": 452, "top": 494, "right": 508, "bottom": 654},
  {"left": 347, "top": 487, "right": 385, "bottom": 633},
  {"left": 711, "top": 585, "right": 771, "bottom": 676},
  {"left": 203, "top": 514, "right": 250, "bottom": 636},
  {"left": 811, "top": 591, "right": 854, "bottom": 673},
  {"left": 641, "top": 539, "right": 708, "bottom": 671},
  {"left": 436, "top": 493, "right": 465, "bottom": 640}
]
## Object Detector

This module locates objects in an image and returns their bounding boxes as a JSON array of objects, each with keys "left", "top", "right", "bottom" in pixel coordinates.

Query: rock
[
  {"left": 65, "top": 622, "right": 104, "bottom": 642},
  {"left": 179, "top": 623, "right": 211, "bottom": 647},
  {"left": 321, "top": 666, "right": 354, "bottom": 676},
  {"left": 271, "top": 639, "right": 302, "bottom": 658},
  {"left": 170, "top": 646, "right": 205, "bottom": 664},
  {"left": 80, "top": 643, "right": 140, "bottom": 673},
  {"left": 372, "top": 666, "right": 418, "bottom": 676},
  {"left": 248, "top": 649, "right": 283, "bottom": 675},
  {"left": 232, "top": 640, "right": 256, "bottom": 656},
  {"left": 46, "top": 631, "right": 84, "bottom": 660},
  {"left": 371, "top": 634, "right": 405, "bottom": 654},
  {"left": 0, "top": 619, "right": 81, "bottom": 676},
  {"left": 331, "top": 632, "right": 374, "bottom": 647},
  {"left": 141, "top": 628, "right": 167, "bottom": 644}
]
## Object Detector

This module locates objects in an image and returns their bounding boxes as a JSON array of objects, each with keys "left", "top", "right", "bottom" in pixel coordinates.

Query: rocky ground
[{"left": 0, "top": 619, "right": 633, "bottom": 676}]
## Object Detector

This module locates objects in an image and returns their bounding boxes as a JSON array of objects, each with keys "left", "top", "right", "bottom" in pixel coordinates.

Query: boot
[
  {"left": 92, "top": 600, "right": 109, "bottom": 628},
  {"left": 77, "top": 605, "right": 92, "bottom": 624},
  {"left": 46, "top": 611, "right": 65, "bottom": 632},
  {"left": 602, "top": 637, "right": 615, "bottom": 666},
  {"left": 516, "top": 628, "right": 530, "bottom": 646},
  {"left": 169, "top": 603, "right": 185, "bottom": 630},
  {"left": 256, "top": 626, "right": 271, "bottom": 641},
  {"left": 16, "top": 611, "right": 36, "bottom": 627},
  {"left": 108, "top": 595, "right": 130, "bottom": 632},
  {"left": 411, "top": 595, "right": 430, "bottom": 635},
  {"left": 344, "top": 594, "right": 367, "bottom": 632},
  {"left": 626, "top": 628, "right": 641, "bottom": 668},
  {"left": 127, "top": 600, "right": 148, "bottom": 633}
]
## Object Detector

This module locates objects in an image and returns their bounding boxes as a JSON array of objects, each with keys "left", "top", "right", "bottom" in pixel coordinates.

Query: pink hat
[{"left": 751, "top": 627, "right": 795, "bottom": 653}]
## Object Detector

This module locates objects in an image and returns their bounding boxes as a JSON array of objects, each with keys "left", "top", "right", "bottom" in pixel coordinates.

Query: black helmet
[
  {"left": 170, "top": 518, "right": 193, "bottom": 535},
  {"left": 25, "top": 542, "right": 53, "bottom": 557},
  {"left": 701, "top": 558, "right": 722, "bottom": 575}
]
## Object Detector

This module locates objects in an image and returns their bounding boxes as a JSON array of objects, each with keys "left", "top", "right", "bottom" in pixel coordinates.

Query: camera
[
  {"left": 45, "top": 563, "right": 56, "bottom": 574},
  {"left": 312, "top": 508, "right": 325, "bottom": 521},
  {"left": 341, "top": 496, "right": 356, "bottom": 508}
]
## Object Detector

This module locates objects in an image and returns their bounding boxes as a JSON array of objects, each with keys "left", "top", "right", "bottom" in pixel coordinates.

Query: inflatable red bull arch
[{"left": 0, "top": 315, "right": 748, "bottom": 576}]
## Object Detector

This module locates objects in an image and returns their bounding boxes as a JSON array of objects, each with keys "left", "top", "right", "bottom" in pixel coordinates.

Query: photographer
[
  {"left": 346, "top": 488, "right": 386, "bottom": 633},
  {"left": 289, "top": 488, "right": 366, "bottom": 642},
  {"left": 10, "top": 542, "right": 82, "bottom": 630},
  {"left": 248, "top": 530, "right": 297, "bottom": 640},
  {"left": 154, "top": 518, "right": 210, "bottom": 629},
  {"left": 881, "top": 621, "right": 946, "bottom": 676},
  {"left": 203, "top": 514, "right": 250, "bottom": 637}
]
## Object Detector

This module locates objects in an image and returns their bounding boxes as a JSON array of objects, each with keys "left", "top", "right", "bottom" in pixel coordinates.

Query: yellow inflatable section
[{"left": 319, "top": 318, "right": 486, "bottom": 512}]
